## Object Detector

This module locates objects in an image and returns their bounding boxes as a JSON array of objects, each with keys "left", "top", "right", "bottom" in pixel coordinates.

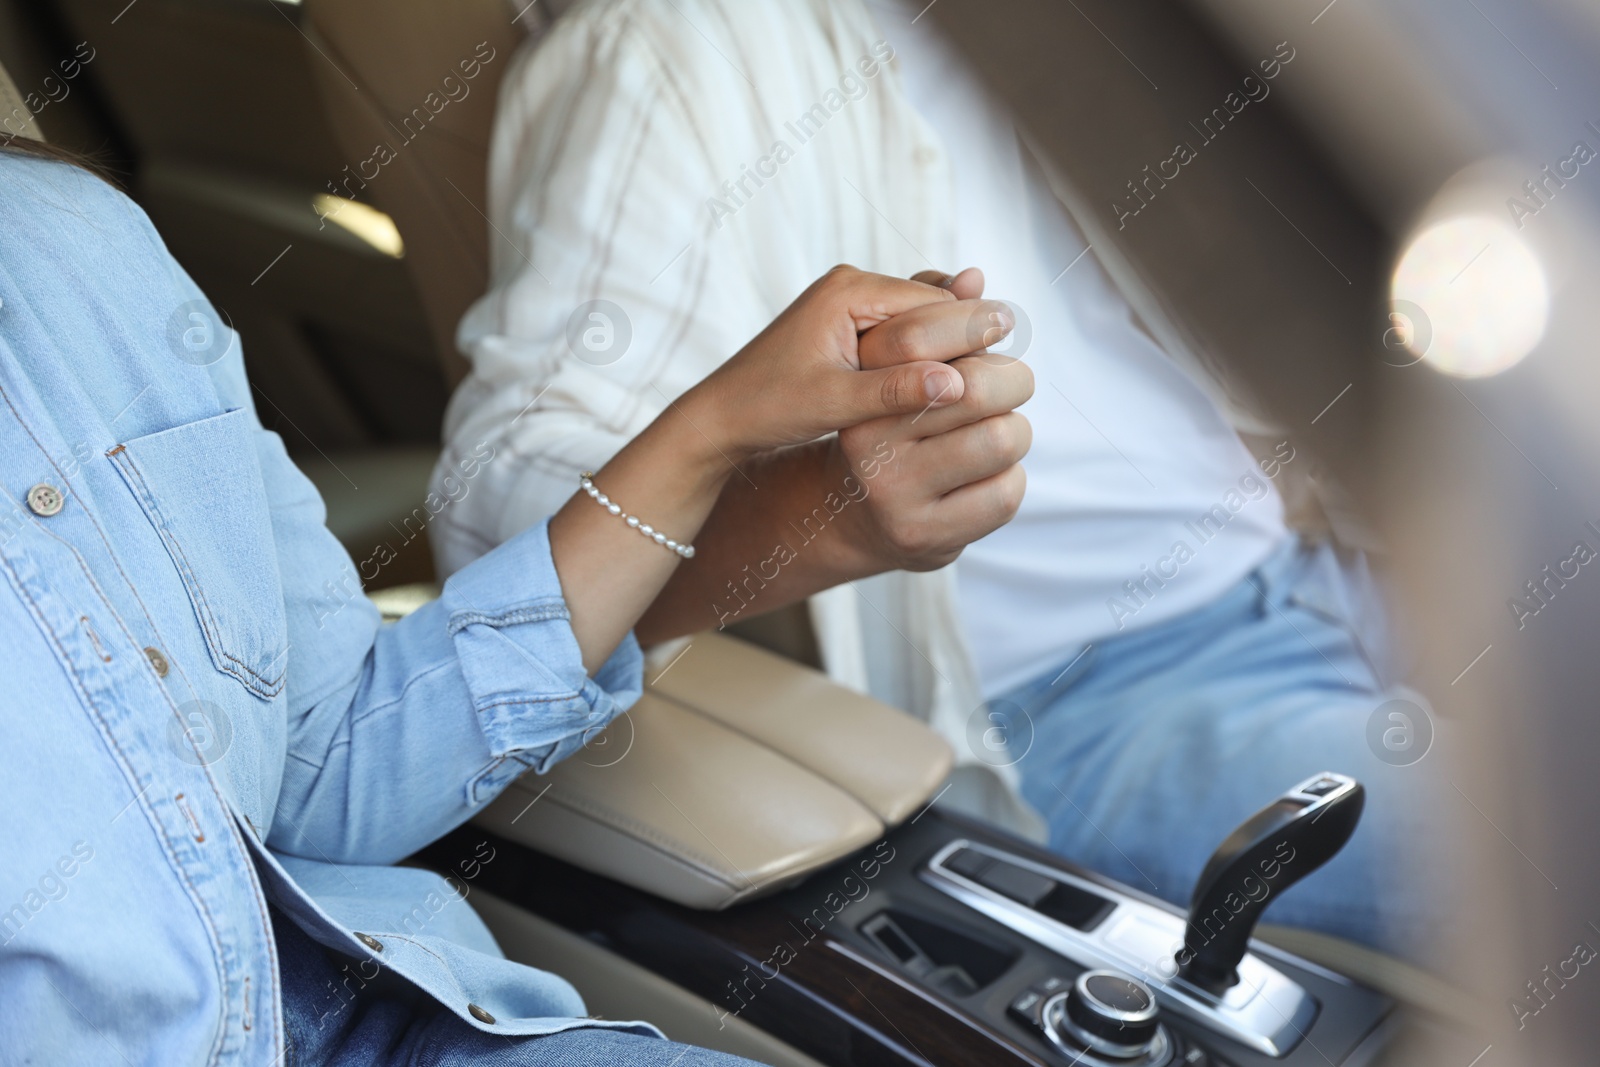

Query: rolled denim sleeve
[
  {"left": 267, "top": 481, "right": 643, "bottom": 864},
  {"left": 441, "top": 518, "right": 643, "bottom": 799}
]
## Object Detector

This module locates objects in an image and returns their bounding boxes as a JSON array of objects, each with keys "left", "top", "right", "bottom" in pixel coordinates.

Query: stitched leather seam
[{"left": 537, "top": 789, "right": 740, "bottom": 888}]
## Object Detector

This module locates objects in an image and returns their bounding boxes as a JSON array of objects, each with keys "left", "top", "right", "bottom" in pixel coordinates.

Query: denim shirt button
[
  {"left": 144, "top": 647, "right": 170, "bottom": 677},
  {"left": 467, "top": 1003, "right": 496, "bottom": 1024},
  {"left": 354, "top": 932, "right": 383, "bottom": 952},
  {"left": 26, "top": 483, "right": 64, "bottom": 517}
]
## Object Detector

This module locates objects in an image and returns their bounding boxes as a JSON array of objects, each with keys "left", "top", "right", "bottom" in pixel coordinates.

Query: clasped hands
[
  {"left": 683, "top": 264, "right": 1034, "bottom": 576},
  {"left": 557, "top": 264, "right": 1033, "bottom": 660}
]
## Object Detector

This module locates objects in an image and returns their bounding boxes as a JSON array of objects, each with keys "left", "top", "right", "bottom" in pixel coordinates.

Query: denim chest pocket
[{"left": 110, "top": 408, "right": 288, "bottom": 700}]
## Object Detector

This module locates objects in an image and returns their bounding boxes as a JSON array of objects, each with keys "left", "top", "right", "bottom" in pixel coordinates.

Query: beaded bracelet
[{"left": 579, "top": 472, "right": 695, "bottom": 559}]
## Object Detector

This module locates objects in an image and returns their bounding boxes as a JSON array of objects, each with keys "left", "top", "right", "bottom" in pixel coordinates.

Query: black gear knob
[{"left": 1176, "top": 772, "right": 1365, "bottom": 995}]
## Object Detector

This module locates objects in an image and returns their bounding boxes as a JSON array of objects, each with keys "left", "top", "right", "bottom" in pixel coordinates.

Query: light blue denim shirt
[{"left": 0, "top": 154, "right": 654, "bottom": 1064}]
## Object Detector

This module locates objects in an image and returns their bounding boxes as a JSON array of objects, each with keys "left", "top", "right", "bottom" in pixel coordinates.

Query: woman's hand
[{"left": 676, "top": 265, "right": 1014, "bottom": 458}]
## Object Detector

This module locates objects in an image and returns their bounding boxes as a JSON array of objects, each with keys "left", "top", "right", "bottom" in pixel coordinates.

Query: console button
[
  {"left": 944, "top": 849, "right": 1114, "bottom": 928},
  {"left": 1036, "top": 882, "right": 1116, "bottom": 931},
  {"left": 942, "top": 848, "right": 995, "bottom": 881},
  {"left": 973, "top": 861, "right": 1058, "bottom": 906},
  {"left": 1167, "top": 1029, "right": 1228, "bottom": 1066},
  {"left": 1011, "top": 976, "right": 1070, "bottom": 1033},
  {"left": 1008, "top": 989, "right": 1045, "bottom": 1027}
]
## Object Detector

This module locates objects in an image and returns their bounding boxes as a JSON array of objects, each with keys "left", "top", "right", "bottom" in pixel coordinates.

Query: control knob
[{"left": 1041, "top": 970, "right": 1172, "bottom": 1064}]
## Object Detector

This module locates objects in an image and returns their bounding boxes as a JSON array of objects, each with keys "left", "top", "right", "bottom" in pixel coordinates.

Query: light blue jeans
[{"left": 996, "top": 536, "right": 1453, "bottom": 958}]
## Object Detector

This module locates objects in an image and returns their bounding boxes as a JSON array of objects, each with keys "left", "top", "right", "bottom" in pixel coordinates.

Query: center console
[
  {"left": 907, "top": 772, "right": 1368, "bottom": 1062},
  {"left": 920, "top": 838, "right": 1311, "bottom": 1061},
  {"left": 421, "top": 773, "right": 1397, "bottom": 1067}
]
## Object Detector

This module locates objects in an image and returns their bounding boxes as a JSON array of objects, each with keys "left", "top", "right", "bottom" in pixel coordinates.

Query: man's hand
[
  {"left": 834, "top": 356, "right": 1033, "bottom": 572},
  {"left": 835, "top": 268, "right": 1034, "bottom": 572}
]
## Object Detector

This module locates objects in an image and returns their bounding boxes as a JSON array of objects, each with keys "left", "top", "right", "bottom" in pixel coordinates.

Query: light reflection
[
  {"left": 1390, "top": 214, "right": 1548, "bottom": 378},
  {"left": 313, "top": 193, "right": 405, "bottom": 259}
]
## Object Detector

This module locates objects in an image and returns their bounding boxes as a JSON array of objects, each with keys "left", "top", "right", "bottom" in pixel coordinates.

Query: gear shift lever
[{"left": 1177, "top": 772, "right": 1364, "bottom": 995}]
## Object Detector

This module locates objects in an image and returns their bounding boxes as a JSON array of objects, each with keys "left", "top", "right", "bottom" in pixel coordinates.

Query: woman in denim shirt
[{"left": 0, "top": 142, "right": 1006, "bottom": 1065}]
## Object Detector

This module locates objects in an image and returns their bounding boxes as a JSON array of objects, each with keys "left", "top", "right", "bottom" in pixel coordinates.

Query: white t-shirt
[{"left": 869, "top": 0, "right": 1290, "bottom": 697}]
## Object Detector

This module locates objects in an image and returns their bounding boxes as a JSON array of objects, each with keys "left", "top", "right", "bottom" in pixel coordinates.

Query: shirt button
[
  {"left": 26, "top": 484, "right": 64, "bottom": 517},
  {"left": 354, "top": 932, "right": 383, "bottom": 952},
  {"left": 144, "top": 647, "right": 170, "bottom": 677},
  {"left": 467, "top": 1003, "right": 495, "bottom": 1024}
]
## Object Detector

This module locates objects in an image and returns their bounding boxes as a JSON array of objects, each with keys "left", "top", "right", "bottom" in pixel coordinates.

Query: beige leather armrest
[
  {"left": 475, "top": 631, "right": 953, "bottom": 909},
  {"left": 646, "top": 633, "right": 952, "bottom": 825}
]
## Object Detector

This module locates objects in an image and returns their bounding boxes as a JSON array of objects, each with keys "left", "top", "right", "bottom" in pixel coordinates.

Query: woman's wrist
[{"left": 637, "top": 384, "right": 745, "bottom": 498}]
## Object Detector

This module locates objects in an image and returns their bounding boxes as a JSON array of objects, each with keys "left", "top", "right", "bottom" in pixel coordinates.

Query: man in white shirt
[{"left": 432, "top": 0, "right": 1447, "bottom": 953}]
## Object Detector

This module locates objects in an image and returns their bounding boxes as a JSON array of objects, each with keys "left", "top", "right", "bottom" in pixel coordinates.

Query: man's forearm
[{"left": 635, "top": 438, "right": 887, "bottom": 645}]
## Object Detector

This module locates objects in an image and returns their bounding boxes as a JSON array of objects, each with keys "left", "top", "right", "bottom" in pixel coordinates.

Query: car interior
[{"left": 5, "top": 0, "right": 1598, "bottom": 1064}]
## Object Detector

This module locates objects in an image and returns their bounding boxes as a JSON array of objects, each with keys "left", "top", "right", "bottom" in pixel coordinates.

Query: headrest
[{"left": 302, "top": 0, "right": 536, "bottom": 383}]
